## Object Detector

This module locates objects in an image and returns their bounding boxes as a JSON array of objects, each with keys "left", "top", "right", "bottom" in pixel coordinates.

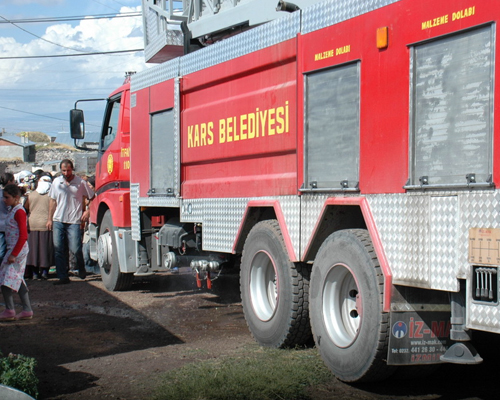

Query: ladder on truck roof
[{"left": 142, "top": 0, "right": 324, "bottom": 63}]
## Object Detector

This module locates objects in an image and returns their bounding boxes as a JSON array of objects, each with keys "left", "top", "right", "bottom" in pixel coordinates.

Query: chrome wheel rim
[
  {"left": 249, "top": 251, "right": 278, "bottom": 321},
  {"left": 97, "top": 230, "right": 112, "bottom": 272},
  {"left": 322, "top": 264, "right": 361, "bottom": 348}
]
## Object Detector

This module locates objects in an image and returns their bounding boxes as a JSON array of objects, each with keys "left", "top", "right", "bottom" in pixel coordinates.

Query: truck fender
[
  {"left": 304, "top": 197, "right": 393, "bottom": 312},
  {"left": 233, "top": 200, "right": 297, "bottom": 261},
  {"left": 94, "top": 197, "right": 137, "bottom": 275},
  {"left": 95, "top": 189, "right": 131, "bottom": 229}
]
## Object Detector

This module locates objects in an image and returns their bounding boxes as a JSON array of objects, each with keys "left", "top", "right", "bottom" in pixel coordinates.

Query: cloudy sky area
[{"left": 0, "top": 0, "right": 146, "bottom": 138}]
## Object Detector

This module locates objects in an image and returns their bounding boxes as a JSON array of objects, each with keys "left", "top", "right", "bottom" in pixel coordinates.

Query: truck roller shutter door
[
  {"left": 411, "top": 26, "right": 494, "bottom": 187},
  {"left": 150, "top": 109, "right": 175, "bottom": 195},
  {"left": 305, "top": 62, "right": 360, "bottom": 191}
]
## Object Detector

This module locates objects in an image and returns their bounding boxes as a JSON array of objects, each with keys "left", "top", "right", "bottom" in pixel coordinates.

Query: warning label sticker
[{"left": 469, "top": 228, "right": 500, "bottom": 266}]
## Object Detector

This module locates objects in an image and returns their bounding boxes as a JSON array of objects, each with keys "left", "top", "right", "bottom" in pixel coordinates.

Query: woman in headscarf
[{"left": 25, "top": 174, "right": 54, "bottom": 279}]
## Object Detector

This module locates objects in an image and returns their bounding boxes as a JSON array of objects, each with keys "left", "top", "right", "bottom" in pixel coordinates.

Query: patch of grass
[
  {"left": 152, "top": 346, "right": 331, "bottom": 400},
  {"left": 16, "top": 131, "right": 51, "bottom": 143},
  {"left": 35, "top": 142, "right": 77, "bottom": 151},
  {"left": 0, "top": 158, "right": 22, "bottom": 163},
  {"left": 0, "top": 352, "right": 38, "bottom": 399}
]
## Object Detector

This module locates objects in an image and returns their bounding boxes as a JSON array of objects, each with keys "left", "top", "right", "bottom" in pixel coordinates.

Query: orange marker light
[{"left": 376, "top": 26, "right": 388, "bottom": 49}]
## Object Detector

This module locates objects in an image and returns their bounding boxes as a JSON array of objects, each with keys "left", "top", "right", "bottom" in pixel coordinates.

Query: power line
[
  {"left": 0, "top": 105, "right": 102, "bottom": 131},
  {"left": 108, "top": 0, "right": 130, "bottom": 7},
  {"left": 0, "top": 105, "right": 67, "bottom": 121},
  {"left": 0, "top": 12, "right": 141, "bottom": 24},
  {"left": 0, "top": 12, "right": 143, "bottom": 59},
  {"left": 0, "top": 87, "right": 120, "bottom": 91},
  {"left": 0, "top": 15, "right": 85, "bottom": 53},
  {"left": 0, "top": 49, "right": 144, "bottom": 59},
  {"left": 91, "top": 0, "right": 121, "bottom": 13}
]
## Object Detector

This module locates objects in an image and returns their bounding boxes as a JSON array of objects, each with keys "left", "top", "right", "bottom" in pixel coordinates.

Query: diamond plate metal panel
[
  {"left": 180, "top": 12, "right": 300, "bottom": 76},
  {"left": 369, "top": 193, "right": 433, "bottom": 289},
  {"left": 137, "top": 196, "right": 180, "bottom": 208},
  {"left": 131, "top": 58, "right": 180, "bottom": 93},
  {"left": 429, "top": 196, "right": 459, "bottom": 290},
  {"left": 369, "top": 190, "right": 500, "bottom": 293},
  {"left": 469, "top": 302, "right": 500, "bottom": 333},
  {"left": 279, "top": 197, "right": 301, "bottom": 259},
  {"left": 203, "top": 198, "right": 249, "bottom": 253},
  {"left": 143, "top": 1, "right": 183, "bottom": 64},
  {"left": 143, "top": 6, "right": 164, "bottom": 61},
  {"left": 144, "top": 5, "right": 157, "bottom": 43},
  {"left": 130, "top": 183, "right": 141, "bottom": 240},
  {"left": 463, "top": 191, "right": 500, "bottom": 332},
  {"left": 301, "top": 193, "right": 328, "bottom": 256},
  {"left": 459, "top": 191, "right": 500, "bottom": 271},
  {"left": 179, "top": 197, "right": 301, "bottom": 255},
  {"left": 180, "top": 198, "right": 206, "bottom": 224},
  {"left": 144, "top": 29, "right": 183, "bottom": 64},
  {"left": 301, "top": 0, "right": 401, "bottom": 34}
]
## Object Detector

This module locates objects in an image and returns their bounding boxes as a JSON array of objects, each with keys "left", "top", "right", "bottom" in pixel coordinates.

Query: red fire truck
[{"left": 71, "top": 0, "right": 496, "bottom": 382}]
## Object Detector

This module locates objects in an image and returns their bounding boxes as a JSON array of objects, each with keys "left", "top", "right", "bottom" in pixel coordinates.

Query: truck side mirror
[{"left": 70, "top": 109, "right": 85, "bottom": 139}]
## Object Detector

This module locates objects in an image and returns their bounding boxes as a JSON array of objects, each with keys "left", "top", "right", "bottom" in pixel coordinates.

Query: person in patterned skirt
[{"left": 0, "top": 184, "right": 32, "bottom": 321}]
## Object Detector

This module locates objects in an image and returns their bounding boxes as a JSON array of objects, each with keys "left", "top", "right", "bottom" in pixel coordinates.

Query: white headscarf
[{"left": 36, "top": 176, "right": 52, "bottom": 195}]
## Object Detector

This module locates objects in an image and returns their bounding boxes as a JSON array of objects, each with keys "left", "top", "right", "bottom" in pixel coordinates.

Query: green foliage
[
  {"left": 153, "top": 347, "right": 331, "bottom": 400},
  {"left": 0, "top": 352, "right": 38, "bottom": 399}
]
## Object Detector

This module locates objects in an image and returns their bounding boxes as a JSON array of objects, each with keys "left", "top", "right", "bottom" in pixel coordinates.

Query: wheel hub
[
  {"left": 249, "top": 251, "right": 278, "bottom": 322},
  {"left": 97, "top": 231, "right": 112, "bottom": 269},
  {"left": 322, "top": 264, "right": 360, "bottom": 348}
]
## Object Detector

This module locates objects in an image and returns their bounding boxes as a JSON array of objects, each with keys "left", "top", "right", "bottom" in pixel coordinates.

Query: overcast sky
[{"left": 0, "top": 0, "right": 146, "bottom": 137}]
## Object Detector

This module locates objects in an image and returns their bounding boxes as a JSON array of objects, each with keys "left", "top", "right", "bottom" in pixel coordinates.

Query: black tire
[
  {"left": 240, "top": 220, "right": 311, "bottom": 348},
  {"left": 310, "top": 229, "right": 395, "bottom": 382},
  {"left": 98, "top": 210, "right": 134, "bottom": 291}
]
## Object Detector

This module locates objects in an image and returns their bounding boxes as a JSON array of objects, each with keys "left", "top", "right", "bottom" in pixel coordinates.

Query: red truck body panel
[
  {"left": 181, "top": 40, "right": 298, "bottom": 198},
  {"left": 123, "top": 1, "right": 499, "bottom": 202},
  {"left": 91, "top": 84, "right": 132, "bottom": 228}
]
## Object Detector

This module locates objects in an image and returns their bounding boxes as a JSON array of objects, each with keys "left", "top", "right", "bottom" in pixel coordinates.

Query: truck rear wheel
[
  {"left": 98, "top": 210, "right": 134, "bottom": 291},
  {"left": 310, "top": 229, "right": 395, "bottom": 382},
  {"left": 240, "top": 220, "right": 311, "bottom": 348}
]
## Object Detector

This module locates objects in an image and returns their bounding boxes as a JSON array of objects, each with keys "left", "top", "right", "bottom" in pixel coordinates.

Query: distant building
[
  {"left": 56, "top": 131, "right": 100, "bottom": 149},
  {"left": 31, "top": 160, "right": 60, "bottom": 174},
  {"left": 0, "top": 135, "right": 36, "bottom": 162},
  {"left": 74, "top": 152, "right": 98, "bottom": 174}
]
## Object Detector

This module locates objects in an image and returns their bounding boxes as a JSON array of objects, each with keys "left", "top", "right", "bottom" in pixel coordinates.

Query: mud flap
[{"left": 388, "top": 311, "right": 452, "bottom": 365}]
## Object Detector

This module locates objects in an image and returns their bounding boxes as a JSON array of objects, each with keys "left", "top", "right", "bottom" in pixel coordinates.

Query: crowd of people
[{"left": 0, "top": 159, "right": 96, "bottom": 322}]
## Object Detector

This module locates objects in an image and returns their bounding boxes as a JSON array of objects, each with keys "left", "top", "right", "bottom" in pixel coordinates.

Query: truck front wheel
[
  {"left": 98, "top": 210, "right": 134, "bottom": 291},
  {"left": 310, "top": 229, "right": 395, "bottom": 382},
  {"left": 240, "top": 220, "right": 311, "bottom": 348}
]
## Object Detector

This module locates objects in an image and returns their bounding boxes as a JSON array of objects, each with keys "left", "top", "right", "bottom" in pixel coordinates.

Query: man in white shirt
[{"left": 47, "top": 160, "right": 94, "bottom": 285}]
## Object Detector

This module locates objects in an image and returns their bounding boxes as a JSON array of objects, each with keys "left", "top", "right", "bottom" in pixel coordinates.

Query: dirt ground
[{"left": 0, "top": 269, "right": 498, "bottom": 400}]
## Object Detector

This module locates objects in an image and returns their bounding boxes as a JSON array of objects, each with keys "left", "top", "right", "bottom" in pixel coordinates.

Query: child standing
[{"left": 0, "top": 184, "right": 32, "bottom": 321}]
